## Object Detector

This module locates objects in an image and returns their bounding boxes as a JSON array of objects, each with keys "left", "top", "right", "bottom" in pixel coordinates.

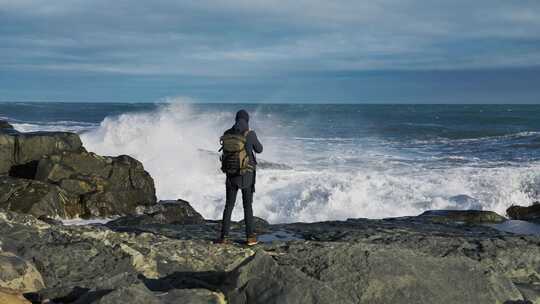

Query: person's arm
[{"left": 249, "top": 131, "right": 263, "bottom": 153}]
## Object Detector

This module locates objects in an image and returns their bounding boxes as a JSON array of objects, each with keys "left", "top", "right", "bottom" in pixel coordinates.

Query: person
[{"left": 216, "top": 109, "right": 263, "bottom": 245}]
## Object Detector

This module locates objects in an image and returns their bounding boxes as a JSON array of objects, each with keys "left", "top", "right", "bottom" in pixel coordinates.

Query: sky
[{"left": 1, "top": 0, "right": 540, "bottom": 103}]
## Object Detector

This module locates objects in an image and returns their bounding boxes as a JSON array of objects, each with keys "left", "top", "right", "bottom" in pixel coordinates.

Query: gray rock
[
  {"left": 0, "top": 251, "right": 44, "bottom": 292},
  {"left": 108, "top": 200, "right": 205, "bottom": 227},
  {"left": 77, "top": 283, "right": 161, "bottom": 304},
  {"left": 419, "top": 209, "right": 506, "bottom": 223},
  {"left": 0, "top": 176, "right": 83, "bottom": 218},
  {"left": 224, "top": 251, "right": 351, "bottom": 304},
  {"left": 507, "top": 203, "right": 540, "bottom": 221},
  {"left": 35, "top": 151, "right": 156, "bottom": 217},
  {"left": 0, "top": 129, "right": 83, "bottom": 175},
  {"left": 271, "top": 242, "right": 523, "bottom": 304},
  {"left": 2, "top": 205, "right": 540, "bottom": 304},
  {"left": 237, "top": 216, "right": 270, "bottom": 234}
]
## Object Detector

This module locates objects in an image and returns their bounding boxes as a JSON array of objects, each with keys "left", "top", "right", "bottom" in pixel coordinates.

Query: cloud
[{"left": 1, "top": 0, "right": 539, "bottom": 77}]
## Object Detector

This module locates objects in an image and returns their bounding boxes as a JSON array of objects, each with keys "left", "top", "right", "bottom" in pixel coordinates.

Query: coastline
[{"left": 1, "top": 122, "right": 540, "bottom": 303}]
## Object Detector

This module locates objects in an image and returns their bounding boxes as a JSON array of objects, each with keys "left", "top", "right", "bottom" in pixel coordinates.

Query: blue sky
[{"left": 1, "top": 0, "right": 539, "bottom": 103}]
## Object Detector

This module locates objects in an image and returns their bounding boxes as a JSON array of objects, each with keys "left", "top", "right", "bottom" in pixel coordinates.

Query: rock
[
  {"left": 223, "top": 251, "right": 351, "bottom": 304},
  {"left": 0, "top": 176, "right": 83, "bottom": 218},
  {"left": 507, "top": 204, "right": 540, "bottom": 221},
  {"left": 419, "top": 209, "right": 506, "bottom": 223},
  {"left": 35, "top": 151, "right": 156, "bottom": 217},
  {"left": 0, "top": 252, "right": 44, "bottom": 292},
  {"left": 79, "top": 283, "right": 161, "bottom": 304},
  {"left": 0, "top": 287, "right": 32, "bottom": 304},
  {"left": 271, "top": 242, "right": 524, "bottom": 304},
  {"left": 237, "top": 216, "right": 270, "bottom": 233},
  {"left": 0, "top": 120, "right": 13, "bottom": 129},
  {"left": 0, "top": 211, "right": 253, "bottom": 286},
  {"left": 0, "top": 129, "right": 83, "bottom": 175},
  {"left": 2, "top": 203, "right": 540, "bottom": 304},
  {"left": 109, "top": 200, "right": 204, "bottom": 227},
  {"left": 158, "top": 288, "right": 226, "bottom": 304}
]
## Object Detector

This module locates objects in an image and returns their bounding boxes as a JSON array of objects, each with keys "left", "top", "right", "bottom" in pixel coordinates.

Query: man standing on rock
[{"left": 217, "top": 109, "right": 263, "bottom": 246}]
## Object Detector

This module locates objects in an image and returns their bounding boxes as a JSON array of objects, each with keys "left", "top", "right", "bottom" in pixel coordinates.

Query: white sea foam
[
  {"left": 76, "top": 102, "right": 540, "bottom": 223},
  {"left": 12, "top": 121, "right": 97, "bottom": 133}
]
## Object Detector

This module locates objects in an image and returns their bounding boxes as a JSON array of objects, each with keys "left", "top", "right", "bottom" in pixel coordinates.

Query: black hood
[
  {"left": 235, "top": 109, "right": 249, "bottom": 122},
  {"left": 233, "top": 110, "right": 249, "bottom": 133}
]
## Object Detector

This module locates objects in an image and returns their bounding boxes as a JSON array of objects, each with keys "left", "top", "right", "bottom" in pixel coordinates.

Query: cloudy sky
[{"left": 1, "top": 0, "right": 539, "bottom": 103}]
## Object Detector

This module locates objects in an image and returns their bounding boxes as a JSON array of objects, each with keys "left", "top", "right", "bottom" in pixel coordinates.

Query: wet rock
[
  {"left": 419, "top": 209, "right": 506, "bottom": 223},
  {"left": 237, "top": 216, "right": 270, "bottom": 233},
  {"left": 108, "top": 200, "right": 204, "bottom": 227},
  {"left": 0, "top": 120, "right": 13, "bottom": 129},
  {"left": 507, "top": 203, "right": 540, "bottom": 221},
  {"left": 0, "top": 252, "right": 44, "bottom": 292},
  {"left": 0, "top": 129, "right": 83, "bottom": 175},
  {"left": 35, "top": 151, "right": 156, "bottom": 217},
  {"left": 0, "top": 176, "right": 83, "bottom": 218}
]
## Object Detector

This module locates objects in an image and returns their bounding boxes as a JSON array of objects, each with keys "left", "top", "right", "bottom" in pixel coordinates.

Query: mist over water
[{"left": 2, "top": 102, "right": 540, "bottom": 223}]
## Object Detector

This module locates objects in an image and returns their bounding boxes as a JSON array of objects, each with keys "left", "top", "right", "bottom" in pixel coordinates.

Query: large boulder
[
  {"left": 0, "top": 176, "right": 83, "bottom": 218},
  {"left": 0, "top": 252, "right": 44, "bottom": 292},
  {"left": 109, "top": 200, "right": 205, "bottom": 227},
  {"left": 0, "top": 126, "right": 83, "bottom": 176},
  {"left": 507, "top": 203, "right": 540, "bottom": 221},
  {"left": 34, "top": 151, "right": 156, "bottom": 217}
]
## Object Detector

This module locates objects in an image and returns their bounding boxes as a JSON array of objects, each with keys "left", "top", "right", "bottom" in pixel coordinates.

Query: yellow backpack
[{"left": 220, "top": 131, "right": 254, "bottom": 175}]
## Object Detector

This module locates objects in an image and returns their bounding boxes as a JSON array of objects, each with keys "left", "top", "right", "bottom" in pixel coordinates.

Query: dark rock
[
  {"left": 507, "top": 204, "right": 540, "bottom": 221},
  {"left": 223, "top": 251, "right": 351, "bottom": 304},
  {"left": 237, "top": 216, "right": 270, "bottom": 233},
  {"left": 108, "top": 199, "right": 204, "bottom": 226},
  {"left": 0, "top": 211, "right": 253, "bottom": 288},
  {"left": 419, "top": 209, "right": 506, "bottom": 223},
  {"left": 0, "top": 130, "right": 83, "bottom": 175},
  {"left": 2, "top": 204, "right": 540, "bottom": 304},
  {"left": 0, "top": 120, "right": 13, "bottom": 129},
  {"left": 77, "top": 283, "right": 161, "bottom": 304},
  {"left": 35, "top": 151, "right": 156, "bottom": 217},
  {"left": 0, "top": 176, "right": 83, "bottom": 218}
]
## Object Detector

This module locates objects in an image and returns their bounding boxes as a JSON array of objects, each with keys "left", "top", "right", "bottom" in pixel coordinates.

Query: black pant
[{"left": 221, "top": 180, "right": 255, "bottom": 238}]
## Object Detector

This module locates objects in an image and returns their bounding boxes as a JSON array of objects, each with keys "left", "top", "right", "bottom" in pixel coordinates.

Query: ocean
[{"left": 2, "top": 101, "right": 540, "bottom": 223}]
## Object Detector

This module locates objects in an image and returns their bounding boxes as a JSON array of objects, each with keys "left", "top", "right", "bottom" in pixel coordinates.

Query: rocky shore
[{"left": 1, "top": 121, "right": 540, "bottom": 304}]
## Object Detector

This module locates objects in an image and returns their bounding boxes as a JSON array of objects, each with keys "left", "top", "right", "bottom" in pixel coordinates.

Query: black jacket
[{"left": 224, "top": 118, "right": 263, "bottom": 189}]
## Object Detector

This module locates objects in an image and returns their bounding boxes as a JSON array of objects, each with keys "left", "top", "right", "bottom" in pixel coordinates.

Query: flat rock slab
[{"left": 419, "top": 209, "right": 506, "bottom": 223}]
